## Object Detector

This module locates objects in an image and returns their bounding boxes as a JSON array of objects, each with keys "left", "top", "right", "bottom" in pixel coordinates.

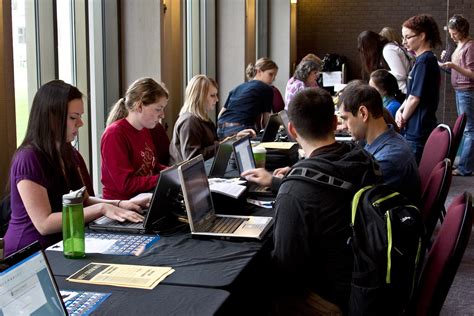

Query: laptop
[
  {"left": 259, "top": 113, "right": 284, "bottom": 142},
  {"left": 178, "top": 155, "right": 273, "bottom": 240},
  {"left": 89, "top": 166, "right": 183, "bottom": 233},
  {"left": 232, "top": 136, "right": 274, "bottom": 196},
  {"left": 206, "top": 138, "right": 234, "bottom": 178},
  {"left": 0, "top": 242, "right": 69, "bottom": 315},
  {"left": 277, "top": 110, "right": 296, "bottom": 142}
]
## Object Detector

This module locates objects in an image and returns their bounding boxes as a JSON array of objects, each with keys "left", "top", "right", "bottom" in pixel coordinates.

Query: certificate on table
[{"left": 67, "top": 262, "right": 174, "bottom": 290}]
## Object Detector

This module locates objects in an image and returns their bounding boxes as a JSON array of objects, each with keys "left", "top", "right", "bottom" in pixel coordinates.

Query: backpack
[
  {"left": 284, "top": 167, "right": 424, "bottom": 315},
  {"left": 348, "top": 184, "right": 424, "bottom": 316}
]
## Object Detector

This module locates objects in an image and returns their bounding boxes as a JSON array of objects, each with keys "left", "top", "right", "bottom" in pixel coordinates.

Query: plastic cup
[{"left": 253, "top": 146, "right": 267, "bottom": 169}]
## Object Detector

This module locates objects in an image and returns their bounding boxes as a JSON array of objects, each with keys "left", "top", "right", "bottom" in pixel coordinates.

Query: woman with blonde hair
[
  {"left": 170, "top": 75, "right": 254, "bottom": 164},
  {"left": 101, "top": 77, "right": 169, "bottom": 199},
  {"left": 217, "top": 57, "right": 278, "bottom": 139}
]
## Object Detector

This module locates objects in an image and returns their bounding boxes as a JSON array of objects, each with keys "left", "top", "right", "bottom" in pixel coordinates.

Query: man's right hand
[{"left": 241, "top": 168, "right": 273, "bottom": 187}]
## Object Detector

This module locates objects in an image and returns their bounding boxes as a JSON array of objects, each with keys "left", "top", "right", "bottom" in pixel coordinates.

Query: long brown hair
[
  {"left": 17, "top": 80, "right": 84, "bottom": 192},
  {"left": 358, "top": 31, "right": 389, "bottom": 76}
]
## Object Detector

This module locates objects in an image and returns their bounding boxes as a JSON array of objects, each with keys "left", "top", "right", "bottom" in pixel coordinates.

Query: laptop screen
[
  {"left": 0, "top": 244, "right": 67, "bottom": 315},
  {"left": 233, "top": 136, "right": 256, "bottom": 173},
  {"left": 179, "top": 156, "right": 215, "bottom": 227},
  {"left": 278, "top": 110, "right": 295, "bottom": 142},
  {"left": 144, "top": 166, "right": 182, "bottom": 228}
]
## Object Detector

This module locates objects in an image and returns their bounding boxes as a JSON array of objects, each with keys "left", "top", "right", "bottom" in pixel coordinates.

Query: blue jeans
[
  {"left": 217, "top": 125, "right": 246, "bottom": 140},
  {"left": 455, "top": 90, "right": 474, "bottom": 175},
  {"left": 405, "top": 139, "right": 425, "bottom": 165}
]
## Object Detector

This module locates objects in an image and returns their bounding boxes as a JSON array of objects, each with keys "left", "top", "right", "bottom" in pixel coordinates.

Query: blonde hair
[
  {"left": 379, "top": 27, "right": 403, "bottom": 45},
  {"left": 245, "top": 57, "right": 278, "bottom": 80},
  {"left": 106, "top": 77, "right": 169, "bottom": 126},
  {"left": 179, "top": 75, "right": 217, "bottom": 121}
]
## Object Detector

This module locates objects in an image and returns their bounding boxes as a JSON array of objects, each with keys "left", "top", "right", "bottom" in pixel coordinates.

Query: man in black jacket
[{"left": 242, "top": 88, "right": 380, "bottom": 314}]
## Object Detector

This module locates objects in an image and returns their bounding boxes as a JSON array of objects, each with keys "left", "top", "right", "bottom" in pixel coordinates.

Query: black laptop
[
  {"left": 232, "top": 136, "right": 274, "bottom": 196},
  {"left": 256, "top": 113, "right": 284, "bottom": 142},
  {"left": 206, "top": 138, "right": 235, "bottom": 178},
  {"left": 89, "top": 166, "right": 183, "bottom": 233}
]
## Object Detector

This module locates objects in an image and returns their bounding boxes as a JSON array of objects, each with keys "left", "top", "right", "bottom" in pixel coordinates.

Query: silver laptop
[
  {"left": 178, "top": 155, "right": 273, "bottom": 240},
  {"left": 0, "top": 242, "right": 68, "bottom": 315},
  {"left": 89, "top": 166, "right": 182, "bottom": 233}
]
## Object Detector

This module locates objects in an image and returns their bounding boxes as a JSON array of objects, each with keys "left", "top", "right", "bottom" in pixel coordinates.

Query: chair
[
  {"left": 411, "top": 191, "right": 472, "bottom": 316},
  {"left": 420, "top": 159, "right": 452, "bottom": 245},
  {"left": 448, "top": 113, "right": 467, "bottom": 165},
  {"left": 418, "top": 124, "right": 452, "bottom": 193}
]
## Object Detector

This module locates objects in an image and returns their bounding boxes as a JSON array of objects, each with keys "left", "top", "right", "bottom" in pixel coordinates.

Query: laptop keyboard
[{"left": 208, "top": 217, "right": 246, "bottom": 234}]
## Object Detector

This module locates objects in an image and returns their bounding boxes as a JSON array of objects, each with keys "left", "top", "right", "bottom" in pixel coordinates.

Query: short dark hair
[
  {"left": 338, "top": 82, "right": 384, "bottom": 119},
  {"left": 287, "top": 87, "right": 335, "bottom": 140},
  {"left": 448, "top": 15, "right": 470, "bottom": 38}
]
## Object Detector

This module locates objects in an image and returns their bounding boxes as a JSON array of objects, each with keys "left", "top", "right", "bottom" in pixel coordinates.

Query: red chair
[
  {"left": 420, "top": 159, "right": 452, "bottom": 245},
  {"left": 411, "top": 191, "right": 472, "bottom": 316},
  {"left": 448, "top": 113, "right": 467, "bottom": 165},
  {"left": 418, "top": 124, "right": 452, "bottom": 193}
]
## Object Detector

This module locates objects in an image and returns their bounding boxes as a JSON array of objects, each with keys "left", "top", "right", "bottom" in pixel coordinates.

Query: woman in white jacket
[{"left": 358, "top": 30, "right": 412, "bottom": 94}]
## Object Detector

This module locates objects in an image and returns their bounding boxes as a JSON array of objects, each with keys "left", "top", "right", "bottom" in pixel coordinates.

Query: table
[{"left": 47, "top": 201, "right": 275, "bottom": 314}]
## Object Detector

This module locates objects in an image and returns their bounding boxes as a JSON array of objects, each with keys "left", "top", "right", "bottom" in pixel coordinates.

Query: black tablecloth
[{"left": 55, "top": 276, "right": 229, "bottom": 316}]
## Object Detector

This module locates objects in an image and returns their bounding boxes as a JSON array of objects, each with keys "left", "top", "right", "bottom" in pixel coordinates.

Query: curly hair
[
  {"left": 448, "top": 15, "right": 470, "bottom": 38},
  {"left": 403, "top": 14, "right": 442, "bottom": 49},
  {"left": 293, "top": 60, "right": 320, "bottom": 83}
]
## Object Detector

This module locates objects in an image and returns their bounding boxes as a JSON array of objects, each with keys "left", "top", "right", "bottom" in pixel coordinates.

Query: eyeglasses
[{"left": 402, "top": 34, "right": 419, "bottom": 42}]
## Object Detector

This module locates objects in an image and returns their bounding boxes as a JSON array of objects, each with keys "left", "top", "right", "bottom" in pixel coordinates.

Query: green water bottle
[{"left": 62, "top": 186, "right": 86, "bottom": 259}]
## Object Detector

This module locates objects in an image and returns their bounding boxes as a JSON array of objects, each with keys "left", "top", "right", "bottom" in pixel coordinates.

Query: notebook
[
  {"left": 89, "top": 166, "right": 182, "bottom": 233},
  {"left": 232, "top": 136, "right": 274, "bottom": 196},
  {"left": 0, "top": 242, "right": 109, "bottom": 316},
  {"left": 206, "top": 138, "right": 235, "bottom": 178},
  {"left": 178, "top": 155, "right": 273, "bottom": 240}
]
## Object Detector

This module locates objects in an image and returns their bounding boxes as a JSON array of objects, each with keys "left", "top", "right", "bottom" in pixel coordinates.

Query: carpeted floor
[{"left": 439, "top": 175, "right": 474, "bottom": 315}]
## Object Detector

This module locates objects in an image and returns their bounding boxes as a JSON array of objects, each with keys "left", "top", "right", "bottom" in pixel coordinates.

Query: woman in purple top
[
  {"left": 3, "top": 80, "right": 147, "bottom": 257},
  {"left": 441, "top": 15, "right": 474, "bottom": 176},
  {"left": 284, "top": 60, "right": 320, "bottom": 109}
]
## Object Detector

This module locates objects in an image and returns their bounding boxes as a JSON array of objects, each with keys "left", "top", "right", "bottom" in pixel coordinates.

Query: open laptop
[
  {"left": 0, "top": 242, "right": 68, "bottom": 315},
  {"left": 178, "top": 155, "right": 273, "bottom": 240},
  {"left": 258, "top": 113, "right": 284, "bottom": 142},
  {"left": 89, "top": 166, "right": 183, "bottom": 233},
  {"left": 232, "top": 136, "right": 274, "bottom": 196},
  {"left": 206, "top": 138, "right": 234, "bottom": 178},
  {"left": 277, "top": 110, "right": 296, "bottom": 142}
]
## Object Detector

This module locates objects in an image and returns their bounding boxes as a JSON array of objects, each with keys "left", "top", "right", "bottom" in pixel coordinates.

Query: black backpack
[
  {"left": 348, "top": 185, "right": 424, "bottom": 316},
  {"left": 284, "top": 167, "right": 424, "bottom": 315}
]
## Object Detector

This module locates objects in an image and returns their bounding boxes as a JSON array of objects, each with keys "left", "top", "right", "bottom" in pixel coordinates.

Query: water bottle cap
[{"left": 63, "top": 186, "right": 86, "bottom": 205}]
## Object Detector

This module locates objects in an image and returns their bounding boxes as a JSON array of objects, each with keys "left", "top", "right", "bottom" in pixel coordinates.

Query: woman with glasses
[
  {"left": 284, "top": 60, "right": 321, "bottom": 109},
  {"left": 101, "top": 78, "right": 169, "bottom": 199},
  {"left": 440, "top": 15, "right": 474, "bottom": 176},
  {"left": 395, "top": 14, "right": 442, "bottom": 163}
]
